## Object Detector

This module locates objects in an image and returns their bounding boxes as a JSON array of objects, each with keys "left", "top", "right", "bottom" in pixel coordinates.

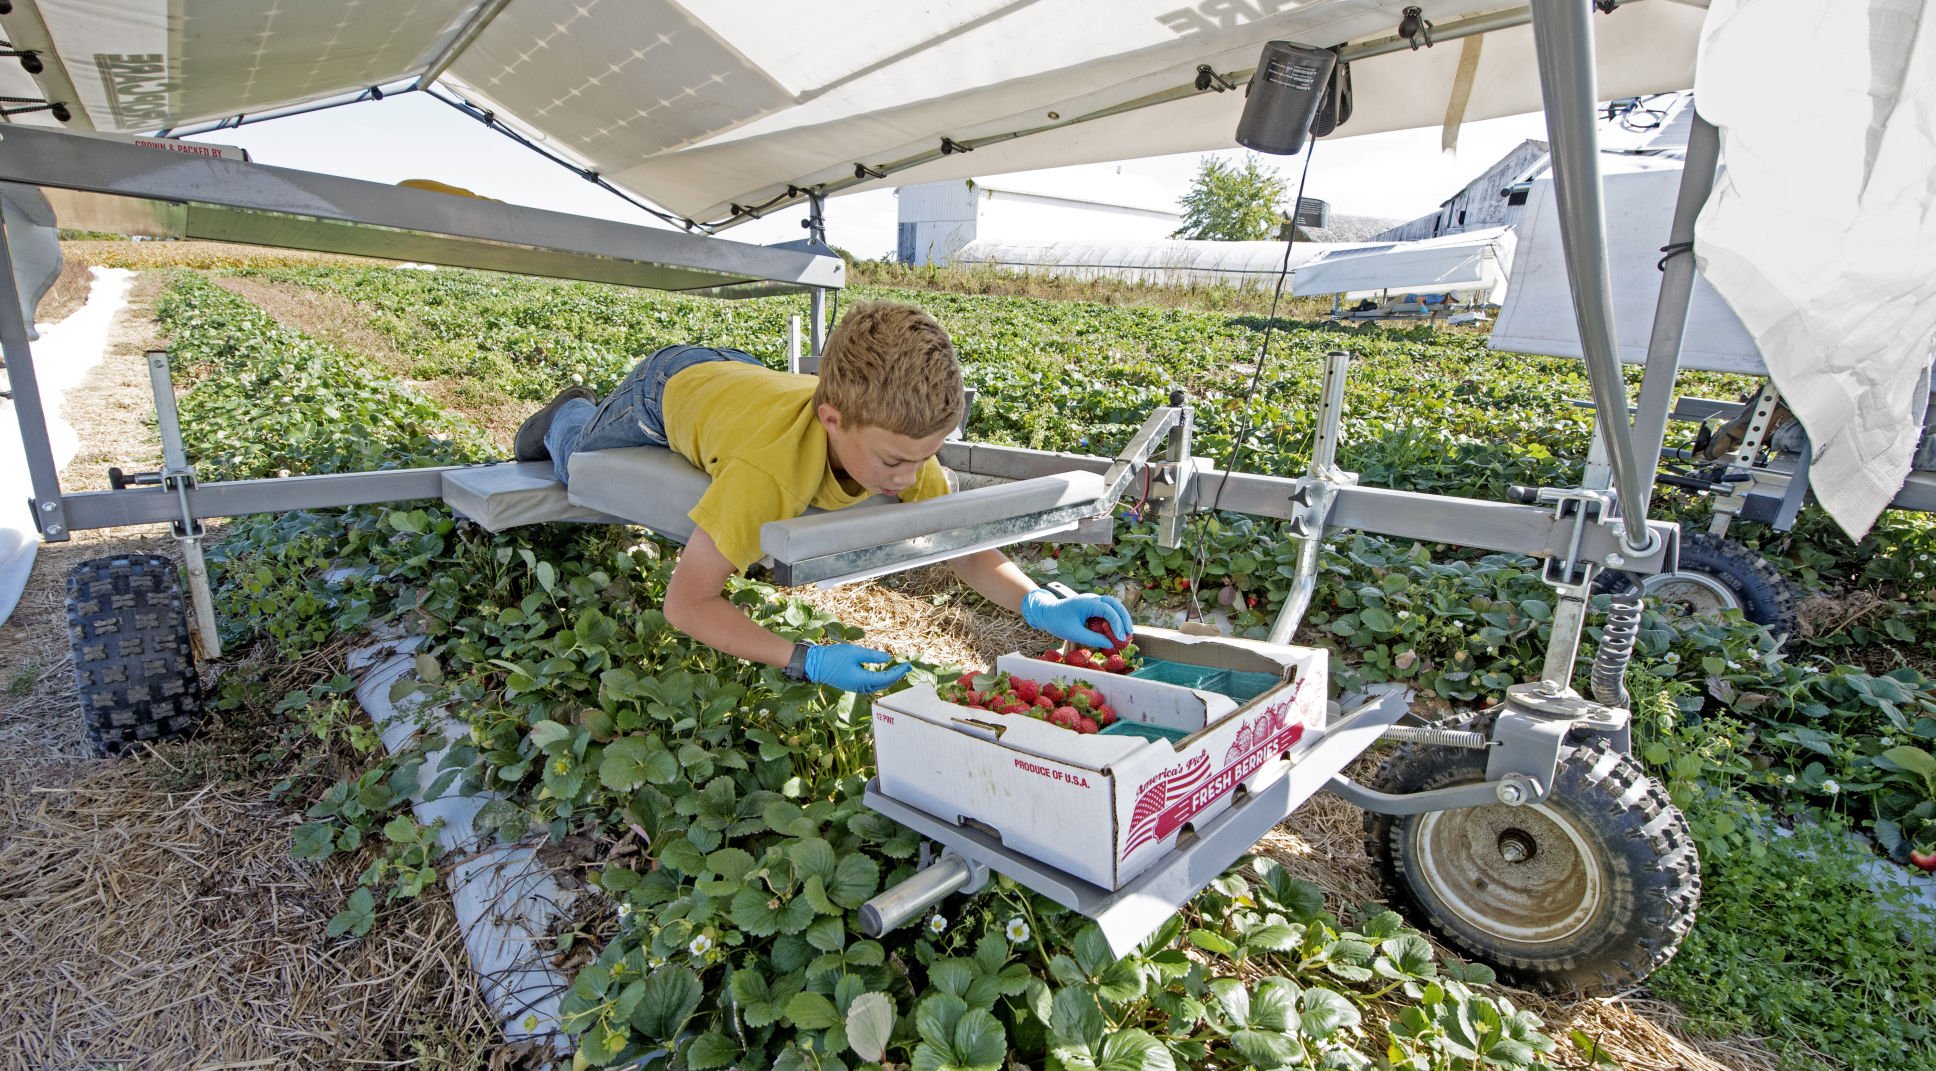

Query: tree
[{"left": 1171, "top": 155, "right": 1288, "bottom": 241}]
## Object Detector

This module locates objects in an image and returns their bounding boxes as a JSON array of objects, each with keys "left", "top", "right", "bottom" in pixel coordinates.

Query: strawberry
[
  {"left": 1039, "top": 649, "right": 1065, "bottom": 663},
  {"left": 1095, "top": 705, "right": 1117, "bottom": 727},
  {"left": 1086, "top": 617, "right": 1126, "bottom": 652},
  {"left": 1042, "top": 683, "right": 1066, "bottom": 704},
  {"left": 1912, "top": 849, "right": 1936, "bottom": 873},
  {"left": 957, "top": 673, "right": 977, "bottom": 689},
  {"left": 1012, "top": 678, "right": 1040, "bottom": 704},
  {"left": 1035, "top": 696, "right": 1054, "bottom": 709},
  {"left": 1002, "top": 702, "right": 1031, "bottom": 716},
  {"left": 1052, "top": 705, "right": 1079, "bottom": 724},
  {"left": 1077, "top": 716, "right": 1099, "bottom": 735},
  {"left": 1103, "top": 653, "right": 1128, "bottom": 673},
  {"left": 1071, "top": 648, "right": 1093, "bottom": 666}
]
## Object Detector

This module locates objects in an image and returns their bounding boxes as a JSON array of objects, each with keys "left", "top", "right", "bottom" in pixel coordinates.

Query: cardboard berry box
[{"left": 871, "top": 626, "right": 1328, "bottom": 891}]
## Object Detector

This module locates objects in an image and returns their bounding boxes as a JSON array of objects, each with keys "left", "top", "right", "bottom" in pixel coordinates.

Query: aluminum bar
[
  {"left": 0, "top": 127, "right": 841, "bottom": 296},
  {"left": 1629, "top": 113, "right": 1724, "bottom": 511},
  {"left": 58, "top": 468, "right": 463, "bottom": 531},
  {"left": 0, "top": 213, "right": 66, "bottom": 539},
  {"left": 933, "top": 442, "right": 1677, "bottom": 575},
  {"left": 1269, "top": 352, "right": 1351, "bottom": 644},
  {"left": 1528, "top": 0, "right": 1656, "bottom": 556}
]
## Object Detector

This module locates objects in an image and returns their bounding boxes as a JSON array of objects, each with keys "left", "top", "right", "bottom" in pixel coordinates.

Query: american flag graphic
[{"left": 1122, "top": 752, "right": 1214, "bottom": 856}]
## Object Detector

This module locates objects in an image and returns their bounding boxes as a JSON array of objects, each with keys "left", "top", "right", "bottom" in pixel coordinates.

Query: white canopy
[
  {"left": 1488, "top": 155, "right": 1763, "bottom": 373},
  {"left": 1292, "top": 227, "right": 1515, "bottom": 301},
  {"left": 7, "top": 0, "right": 1705, "bottom": 225}
]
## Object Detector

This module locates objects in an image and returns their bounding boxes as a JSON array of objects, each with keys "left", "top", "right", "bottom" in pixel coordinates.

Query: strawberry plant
[{"left": 156, "top": 263, "right": 1936, "bottom": 1069}]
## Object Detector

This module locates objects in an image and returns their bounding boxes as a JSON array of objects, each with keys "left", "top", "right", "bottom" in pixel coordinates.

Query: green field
[{"left": 140, "top": 260, "right": 1936, "bottom": 1071}]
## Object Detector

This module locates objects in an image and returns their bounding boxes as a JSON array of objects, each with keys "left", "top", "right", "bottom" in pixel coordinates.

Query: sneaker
[{"left": 514, "top": 385, "right": 597, "bottom": 461}]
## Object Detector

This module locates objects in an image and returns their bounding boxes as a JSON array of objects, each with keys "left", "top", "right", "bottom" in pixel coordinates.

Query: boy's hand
[
  {"left": 804, "top": 643, "right": 911, "bottom": 694},
  {"left": 1021, "top": 589, "right": 1133, "bottom": 649}
]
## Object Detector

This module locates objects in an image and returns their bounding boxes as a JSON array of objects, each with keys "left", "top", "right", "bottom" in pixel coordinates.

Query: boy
[{"left": 515, "top": 301, "right": 1130, "bottom": 694}]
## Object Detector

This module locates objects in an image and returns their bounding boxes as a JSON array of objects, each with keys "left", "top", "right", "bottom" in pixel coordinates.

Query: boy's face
[{"left": 818, "top": 404, "right": 949, "bottom": 497}]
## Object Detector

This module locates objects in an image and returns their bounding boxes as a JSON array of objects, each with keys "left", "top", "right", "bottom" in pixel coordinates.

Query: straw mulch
[
  {"left": 0, "top": 762, "right": 508, "bottom": 1070},
  {"left": 0, "top": 276, "right": 514, "bottom": 1070}
]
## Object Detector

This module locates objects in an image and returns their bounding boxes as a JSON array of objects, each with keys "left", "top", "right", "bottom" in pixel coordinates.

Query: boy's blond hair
[{"left": 813, "top": 301, "right": 964, "bottom": 437}]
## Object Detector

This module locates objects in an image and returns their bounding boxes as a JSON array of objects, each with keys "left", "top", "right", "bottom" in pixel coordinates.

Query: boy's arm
[
  {"left": 946, "top": 548, "right": 1034, "bottom": 614},
  {"left": 949, "top": 548, "right": 1133, "bottom": 649},
  {"left": 663, "top": 527, "right": 794, "bottom": 668},
  {"left": 663, "top": 526, "right": 911, "bottom": 692}
]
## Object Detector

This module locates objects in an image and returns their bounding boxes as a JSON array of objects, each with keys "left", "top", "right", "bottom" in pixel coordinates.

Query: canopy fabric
[
  {"left": 1694, "top": 0, "right": 1936, "bottom": 539},
  {"left": 1291, "top": 227, "right": 1515, "bottom": 300},
  {"left": 8, "top": 0, "right": 1707, "bottom": 225},
  {"left": 1488, "top": 155, "right": 1764, "bottom": 374}
]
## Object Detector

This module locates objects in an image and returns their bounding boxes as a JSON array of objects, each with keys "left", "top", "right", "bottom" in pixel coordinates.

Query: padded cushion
[{"left": 441, "top": 462, "right": 623, "bottom": 531}]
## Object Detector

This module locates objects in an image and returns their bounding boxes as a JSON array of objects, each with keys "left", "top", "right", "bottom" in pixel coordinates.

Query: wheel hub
[
  {"left": 1641, "top": 569, "right": 1740, "bottom": 615},
  {"left": 1412, "top": 802, "right": 1603, "bottom": 945}
]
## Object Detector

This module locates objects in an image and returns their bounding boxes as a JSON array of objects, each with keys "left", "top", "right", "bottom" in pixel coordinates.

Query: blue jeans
[{"left": 544, "top": 345, "right": 762, "bottom": 484}]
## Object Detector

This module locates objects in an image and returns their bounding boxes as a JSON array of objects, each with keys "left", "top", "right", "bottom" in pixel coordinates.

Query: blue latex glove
[
  {"left": 803, "top": 643, "right": 911, "bottom": 694},
  {"left": 1020, "top": 588, "right": 1134, "bottom": 649}
]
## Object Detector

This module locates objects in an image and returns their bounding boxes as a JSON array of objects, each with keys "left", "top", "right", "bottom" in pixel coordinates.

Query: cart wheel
[
  {"left": 1363, "top": 733, "right": 1699, "bottom": 996},
  {"left": 1599, "top": 530, "right": 1798, "bottom": 637},
  {"left": 65, "top": 554, "right": 203, "bottom": 756}
]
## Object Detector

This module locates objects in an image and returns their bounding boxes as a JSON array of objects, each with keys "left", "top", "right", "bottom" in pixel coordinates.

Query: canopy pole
[
  {"left": 1528, "top": 0, "right": 1657, "bottom": 557},
  {"left": 808, "top": 192, "right": 830, "bottom": 356},
  {"left": 0, "top": 214, "right": 69, "bottom": 540},
  {"left": 1628, "top": 112, "right": 1722, "bottom": 507}
]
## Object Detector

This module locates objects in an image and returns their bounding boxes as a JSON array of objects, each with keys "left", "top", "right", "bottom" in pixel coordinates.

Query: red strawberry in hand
[{"left": 1087, "top": 617, "right": 1127, "bottom": 652}]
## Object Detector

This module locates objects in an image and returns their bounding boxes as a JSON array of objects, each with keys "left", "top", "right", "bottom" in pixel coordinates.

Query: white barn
[{"left": 895, "top": 167, "right": 1181, "bottom": 266}]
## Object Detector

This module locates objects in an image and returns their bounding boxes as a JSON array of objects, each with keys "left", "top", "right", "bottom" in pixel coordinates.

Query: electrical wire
[{"left": 1183, "top": 140, "right": 1319, "bottom": 618}]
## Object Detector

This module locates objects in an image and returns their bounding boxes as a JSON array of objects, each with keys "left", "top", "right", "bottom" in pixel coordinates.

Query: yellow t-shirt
[{"left": 662, "top": 361, "right": 951, "bottom": 572}]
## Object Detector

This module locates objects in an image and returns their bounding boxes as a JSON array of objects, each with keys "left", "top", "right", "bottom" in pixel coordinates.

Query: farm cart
[{"left": 2, "top": 0, "right": 1913, "bottom": 1004}]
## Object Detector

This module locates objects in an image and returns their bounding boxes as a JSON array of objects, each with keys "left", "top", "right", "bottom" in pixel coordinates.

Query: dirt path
[{"left": 0, "top": 273, "right": 502, "bottom": 1069}]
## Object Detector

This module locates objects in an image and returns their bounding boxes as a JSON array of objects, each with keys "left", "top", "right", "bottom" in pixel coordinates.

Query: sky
[{"left": 181, "top": 90, "right": 1554, "bottom": 261}]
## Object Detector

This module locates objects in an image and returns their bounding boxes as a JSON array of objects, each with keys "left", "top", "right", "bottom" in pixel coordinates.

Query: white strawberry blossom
[
  {"left": 1005, "top": 917, "right": 1031, "bottom": 943},
  {"left": 689, "top": 934, "right": 713, "bottom": 957},
  {"left": 928, "top": 914, "right": 948, "bottom": 935}
]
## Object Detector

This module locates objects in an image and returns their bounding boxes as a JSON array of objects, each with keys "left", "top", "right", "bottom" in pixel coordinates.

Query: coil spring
[
  {"left": 1381, "top": 725, "right": 1490, "bottom": 749},
  {"left": 1592, "top": 588, "right": 1642, "bottom": 707}
]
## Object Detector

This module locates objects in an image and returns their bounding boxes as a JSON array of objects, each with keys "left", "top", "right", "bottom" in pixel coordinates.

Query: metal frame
[
  {"left": 0, "top": 125, "right": 845, "bottom": 546},
  {"left": 2, "top": 1, "right": 1714, "bottom": 951}
]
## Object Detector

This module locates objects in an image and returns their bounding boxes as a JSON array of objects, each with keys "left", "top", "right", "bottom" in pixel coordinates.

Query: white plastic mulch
[{"left": 0, "top": 266, "right": 134, "bottom": 623}]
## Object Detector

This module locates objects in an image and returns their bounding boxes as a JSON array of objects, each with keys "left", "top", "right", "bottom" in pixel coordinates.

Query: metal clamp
[{"left": 1486, "top": 680, "right": 1629, "bottom": 788}]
